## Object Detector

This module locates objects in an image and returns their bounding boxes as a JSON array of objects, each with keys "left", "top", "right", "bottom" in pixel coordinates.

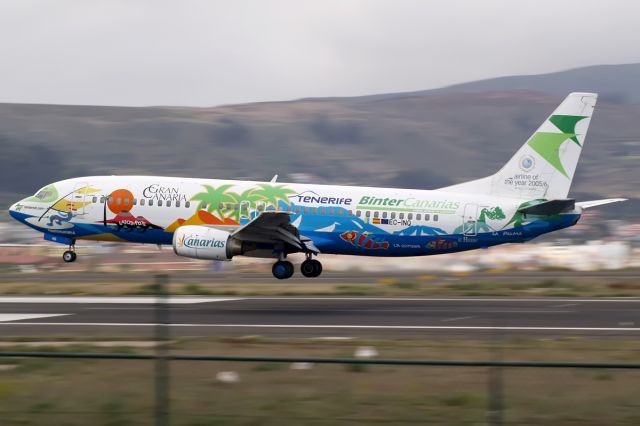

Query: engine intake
[{"left": 173, "top": 225, "right": 244, "bottom": 261}]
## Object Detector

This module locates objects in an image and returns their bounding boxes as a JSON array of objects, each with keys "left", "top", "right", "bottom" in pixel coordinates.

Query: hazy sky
[{"left": 0, "top": 0, "right": 638, "bottom": 107}]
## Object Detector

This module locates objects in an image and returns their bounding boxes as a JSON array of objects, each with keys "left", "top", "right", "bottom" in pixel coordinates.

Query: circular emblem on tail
[{"left": 519, "top": 155, "right": 535, "bottom": 172}]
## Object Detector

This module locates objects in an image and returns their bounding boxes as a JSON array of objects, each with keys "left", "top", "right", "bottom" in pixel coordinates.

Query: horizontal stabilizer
[
  {"left": 518, "top": 199, "right": 575, "bottom": 216},
  {"left": 576, "top": 198, "right": 628, "bottom": 209}
]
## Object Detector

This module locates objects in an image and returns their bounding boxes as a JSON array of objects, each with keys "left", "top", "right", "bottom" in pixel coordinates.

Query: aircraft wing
[
  {"left": 231, "top": 212, "right": 319, "bottom": 254},
  {"left": 575, "top": 198, "right": 628, "bottom": 209}
]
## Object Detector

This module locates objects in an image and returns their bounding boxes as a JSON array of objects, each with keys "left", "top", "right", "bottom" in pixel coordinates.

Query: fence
[{"left": 1, "top": 275, "right": 639, "bottom": 425}]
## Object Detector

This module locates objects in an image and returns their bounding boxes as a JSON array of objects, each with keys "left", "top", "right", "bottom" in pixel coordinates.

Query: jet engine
[{"left": 173, "top": 225, "right": 244, "bottom": 261}]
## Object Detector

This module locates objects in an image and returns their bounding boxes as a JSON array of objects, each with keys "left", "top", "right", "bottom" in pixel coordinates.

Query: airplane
[{"left": 8, "top": 92, "right": 626, "bottom": 279}]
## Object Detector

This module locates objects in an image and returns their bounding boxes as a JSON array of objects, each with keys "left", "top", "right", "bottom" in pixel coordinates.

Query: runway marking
[
  {"left": 485, "top": 310, "right": 574, "bottom": 314},
  {"left": 241, "top": 297, "right": 640, "bottom": 303},
  {"left": 0, "top": 314, "right": 70, "bottom": 322},
  {"left": 0, "top": 297, "right": 243, "bottom": 305},
  {"left": 441, "top": 316, "right": 473, "bottom": 322},
  {"left": 2, "top": 322, "right": 640, "bottom": 332},
  {"left": 0, "top": 296, "right": 638, "bottom": 304}
]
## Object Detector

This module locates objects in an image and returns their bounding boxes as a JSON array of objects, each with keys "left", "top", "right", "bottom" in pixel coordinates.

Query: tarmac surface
[{"left": 1, "top": 296, "right": 639, "bottom": 339}]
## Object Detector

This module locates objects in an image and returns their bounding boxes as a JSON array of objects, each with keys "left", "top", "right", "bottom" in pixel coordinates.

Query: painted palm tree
[
  {"left": 190, "top": 184, "right": 237, "bottom": 219},
  {"left": 226, "top": 187, "right": 264, "bottom": 222},
  {"left": 252, "top": 184, "right": 295, "bottom": 210},
  {"left": 478, "top": 206, "right": 506, "bottom": 223},
  {"left": 502, "top": 199, "right": 546, "bottom": 229},
  {"left": 101, "top": 195, "right": 109, "bottom": 226}
]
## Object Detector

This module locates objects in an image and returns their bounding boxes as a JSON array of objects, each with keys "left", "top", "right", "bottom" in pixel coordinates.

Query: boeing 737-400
[{"left": 8, "top": 93, "right": 626, "bottom": 279}]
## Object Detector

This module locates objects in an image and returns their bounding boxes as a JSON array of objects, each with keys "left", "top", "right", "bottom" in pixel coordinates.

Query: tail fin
[{"left": 441, "top": 92, "right": 597, "bottom": 199}]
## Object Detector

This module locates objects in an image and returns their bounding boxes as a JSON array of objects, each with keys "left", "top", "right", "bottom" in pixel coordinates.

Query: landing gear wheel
[
  {"left": 301, "top": 259, "right": 322, "bottom": 278},
  {"left": 62, "top": 250, "right": 77, "bottom": 263},
  {"left": 272, "top": 260, "right": 294, "bottom": 279}
]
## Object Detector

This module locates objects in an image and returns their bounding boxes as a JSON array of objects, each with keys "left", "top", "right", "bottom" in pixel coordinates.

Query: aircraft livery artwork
[{"left": 8, "top": 93, "right": 627, "bottom": 278}]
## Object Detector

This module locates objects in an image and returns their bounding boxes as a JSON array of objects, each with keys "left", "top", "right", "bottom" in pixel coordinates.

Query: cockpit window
[{"left": 35, "top": 189, "right": 54, "bottom": 200}]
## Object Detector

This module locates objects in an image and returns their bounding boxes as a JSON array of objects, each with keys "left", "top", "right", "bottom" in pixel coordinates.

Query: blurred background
[{"left": 1, "top": 1, "right": 639, "bottom": 425}]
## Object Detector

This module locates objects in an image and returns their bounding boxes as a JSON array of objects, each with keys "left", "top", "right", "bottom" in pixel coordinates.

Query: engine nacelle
[{"left": 173, "top": 225, "right": 244, "bottom": 261}]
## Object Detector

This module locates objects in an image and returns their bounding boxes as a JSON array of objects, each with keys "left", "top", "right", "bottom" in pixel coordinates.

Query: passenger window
[
  {"left": 390, "top": 212, "right": 396, "bottom": 219},
  {"left": 424, "top": 214, "right": 430, "bottom": 221},
  {"left": 176, "top": 201, "right": 181, "bottom": 207},
  {"left": 100, "top": 197, "right": 105, "bottom": 204},
  {"left": 116, "top": 197, "right": 121, "bottom": 204},
  {"left": 374, "top": 211, "right": 379, "bottom": 218},
  {"left": 399, "top": 212, "right": 404, "bottom": 219},
  {"left": 133, "top": 198, "right": 137, "bottom": 206},
  {"left": 219, "top": 203, "right": 224, "bottom": 210},
  {"left": 338, "top": 209, "right": 343, "bottom": 216},
  {"left": 434, "top": 214, "right": 439, "bottom": 221},
  {"left": 92, "top": 196, "right": 97, "bottom": 203},
  {"left": 140, "top": 199, "right": 145, "bottom": 206},
  {"left": 408, "top": 213, "right": 413, "bottom": 220},
  {"left": 166, "top": 200, "right": 171, "bottom": 207},
  {"left": 365, "top": 210, "right": 371, "bottom": 218},
  {"left": 382, "top": 212, "right": 387, "bottom": 219},
  {"left": 356, "top": 210, "right": 362, "bottom": 217},
  {"left": 185, "top": 201, "right": 190, "bottom": 208},
  {"left": 158, "top": 200, "right": 163, "bottom": 207},
  {"left": 416, "top": 213, "right": 421, "bottom": 220},
  {"left": 311, "top": 207, "right": 316, "bottom": 215},
  {"left": 108, "top": 197, "right": 113, "bottom": 203},
  {"left": 304, "top": 207, "right": 309, "bottom": 214},
  {"left": 348, "top": 210, "right": 353, "bottom": 216},
  {"left": 328, "top": 208, "right": 335, "bottom": 215},
  {"left": 123, "top": 198, "right": 129, "bottom": 206},
  {"left": 148, "top": 200, "right": 154, "bottom": 206}
]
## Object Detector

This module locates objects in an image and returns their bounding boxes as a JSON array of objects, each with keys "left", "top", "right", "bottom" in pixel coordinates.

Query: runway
[{"left": 1, "top": 296, "right": 640, "bottom": 339}]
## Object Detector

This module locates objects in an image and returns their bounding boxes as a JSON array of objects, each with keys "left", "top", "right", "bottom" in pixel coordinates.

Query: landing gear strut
[
  {"left": 272, "top": 260, "right": 294, "bottom": 279},
  {"left": 300, "top": 257, "right": 322, "bottom": 278},
  {"left": 62, "top": 242, "right": 77, "bottom": 263}
]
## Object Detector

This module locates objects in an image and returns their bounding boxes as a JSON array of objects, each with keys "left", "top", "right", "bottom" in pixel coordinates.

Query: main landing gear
[
  {"left": 272, "top": 260, "right": 294, "bottom": 280},
  {"left": 271, "top": 255, "right": 323, "bottom": 279},
  {"left": 62, "top": 242, "right": 77, "bottom": 263},
  {"left": 300, "top": 258, "right": 322, "bottom": 278}
]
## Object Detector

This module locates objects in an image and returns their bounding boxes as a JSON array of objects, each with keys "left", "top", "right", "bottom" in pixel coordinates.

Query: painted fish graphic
[
  {"left": 426, "top": 238, "right": 457, "bottom": 250},
  {"left": 340, "top": 231, "right": 389, "bottom": 250}
]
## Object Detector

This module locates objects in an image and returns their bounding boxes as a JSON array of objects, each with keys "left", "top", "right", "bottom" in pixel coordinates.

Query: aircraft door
[
  {"left": 254, "top": 201, "right": 267, "bottom": 218},
  {"left": 462, "top": 203, "right": 478, "bottom": 236},
  {"left": 239, "top": 200, "right": 250, "bottom": 222},
  {"left": 71, "top": 181, "right": 90, "bottom": 217}
]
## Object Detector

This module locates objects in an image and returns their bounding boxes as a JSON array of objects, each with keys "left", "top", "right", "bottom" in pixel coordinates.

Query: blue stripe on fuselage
[{"left": 9, "top": 210, "right": 579, "bottom": 257}]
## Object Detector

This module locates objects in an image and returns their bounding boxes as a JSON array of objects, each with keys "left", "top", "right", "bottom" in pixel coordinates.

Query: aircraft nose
[{"left": 8, "top": 201, "right": 21, "bottom": 220}]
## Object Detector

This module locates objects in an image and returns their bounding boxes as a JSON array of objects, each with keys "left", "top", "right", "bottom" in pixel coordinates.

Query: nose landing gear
[
  {"left": 62, "top": 241, "right": 77, "bottom": 263},
  {"left": 62, "top": 250, "right": 77, "bottom": 263}
]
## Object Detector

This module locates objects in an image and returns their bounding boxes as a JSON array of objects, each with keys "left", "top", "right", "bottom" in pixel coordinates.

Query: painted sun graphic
[{"left": 108, "top": 188, "right": 135, "bottom": 214}]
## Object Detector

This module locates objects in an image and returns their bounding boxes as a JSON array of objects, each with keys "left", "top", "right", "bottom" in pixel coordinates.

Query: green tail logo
[{"left": 527, "top": 115, "right": 587, "bottom": 178}]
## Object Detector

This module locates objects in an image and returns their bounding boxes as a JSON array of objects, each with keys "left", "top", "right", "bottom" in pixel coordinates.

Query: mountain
[
  {"left": 322, "top": 63, "right": 640, "bottom": 104},
  {"left": 1, "top": 63, "right": 638, "bottom": 221}
]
